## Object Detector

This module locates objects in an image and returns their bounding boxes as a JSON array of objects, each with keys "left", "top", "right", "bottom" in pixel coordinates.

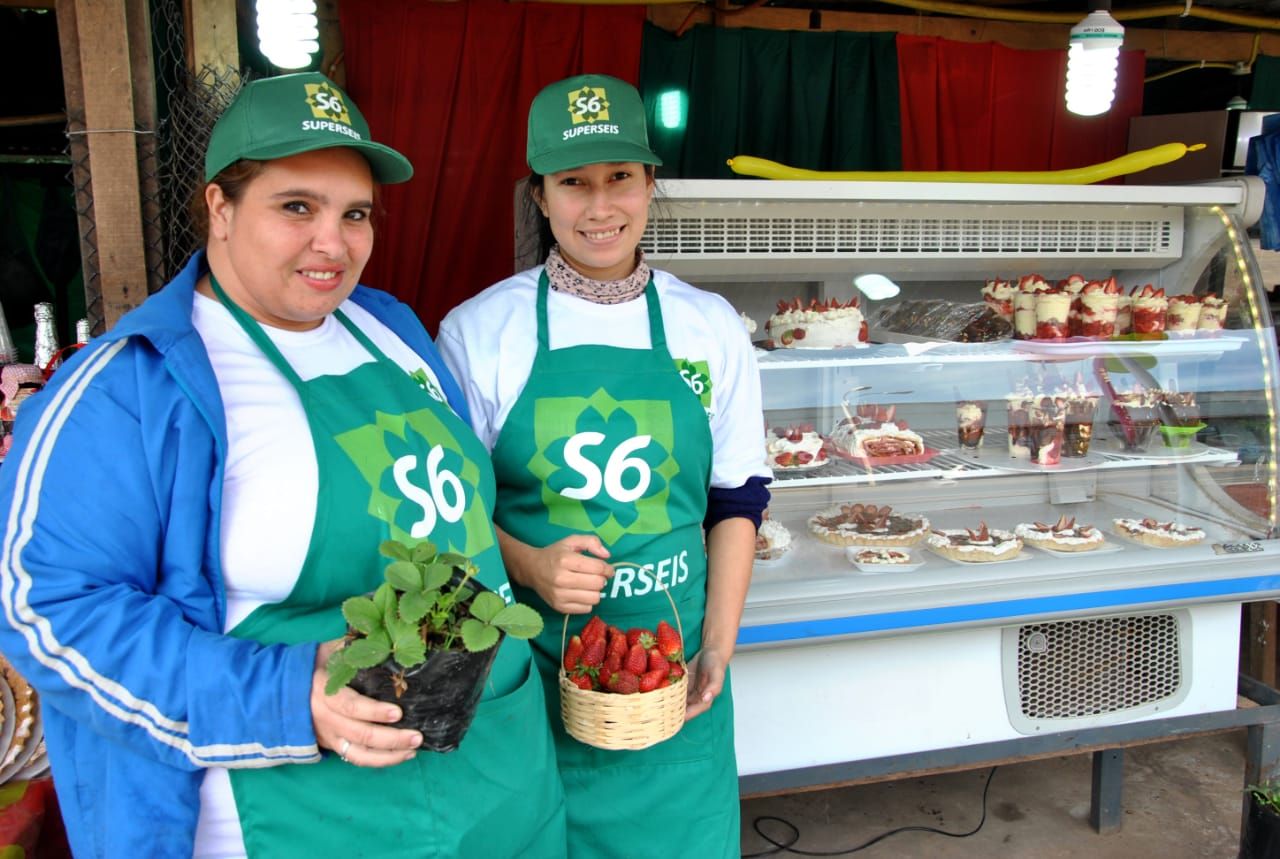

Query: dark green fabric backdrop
[
  {"left": 639, "top": 23, "right": 901, "bottom": 178},
  {"left": 1251, "top": 54, "right": 1280, "bottom": 110}
]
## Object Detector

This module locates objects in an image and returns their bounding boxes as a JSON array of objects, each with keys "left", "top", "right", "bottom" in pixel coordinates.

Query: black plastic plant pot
[
  {"left": 350, "top": 639, "right": 503, "bottom": 752},
  {"left": 1240, "top": 795, "right": 1280, "bottom": 859}
]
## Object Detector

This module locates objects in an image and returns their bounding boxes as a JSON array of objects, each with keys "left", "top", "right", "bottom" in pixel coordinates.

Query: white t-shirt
[
  {"left": 437, "top": 267, "right": 770, "bottom": 491},
  {"left": 189, "top": 291, "right": 449, "bottom": 859}
]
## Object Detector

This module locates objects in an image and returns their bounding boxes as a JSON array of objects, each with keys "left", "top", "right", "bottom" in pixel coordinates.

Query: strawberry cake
[
  {"left": 927, "top": 522, "right": 1022, "bottom": 562},
  {"left": 1130, "top": 285, "right": 1168, "bottom": 334},
  {"left": 808, "top": 503, "right": 930, "bottom": 547},
  {"left": 766, "top": 425, "right": 829, "bottom": 470},
  {"left": 755, "top": 514, "right": 793, "bottom": 561},
  {"left": 1015, "top": 515, "right": 1105, "bottom": 552},
  {"left": 1113, "top": 518, "right": 1206, "bottom": 548},
  {"left": 1198, "top": 296, "right": 1227, "bottom": 331},
  {"left": 830, "top": 405, "right": 924, "bottom": 459},
  {"left": 766, "top": 298, "right": 867, "bottom": 349}
]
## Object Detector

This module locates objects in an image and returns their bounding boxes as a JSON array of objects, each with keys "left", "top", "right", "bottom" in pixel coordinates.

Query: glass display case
[{"left": 643, "top": 177, "right": 1280, "bottom": 781}]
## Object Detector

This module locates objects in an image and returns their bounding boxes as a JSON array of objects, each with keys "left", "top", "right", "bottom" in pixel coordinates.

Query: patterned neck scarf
[{"left": 545, "top": 245, "right": 650, "bottom": 305}]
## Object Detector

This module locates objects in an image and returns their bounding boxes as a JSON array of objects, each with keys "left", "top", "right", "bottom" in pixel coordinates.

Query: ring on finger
[{"left": 338, "top": 738, "right": 351, "bottom": 762}]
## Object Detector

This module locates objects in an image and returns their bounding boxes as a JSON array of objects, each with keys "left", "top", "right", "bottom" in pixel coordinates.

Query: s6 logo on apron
[
  {"left": 335, "top": 407, "right": 495, "bottom": 559},
  {"left": 674, "top": 358, "right": 714, "bottom": 418},
  {"left": 527, "top": 388, "right": 679, "bottom": 545}
]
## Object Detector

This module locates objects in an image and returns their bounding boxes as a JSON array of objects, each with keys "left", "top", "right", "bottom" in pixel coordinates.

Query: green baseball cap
[
  {"left": 205, "top": 73, "right": 413, "bottom": 184},
  {"left": 526, "top": 74, "right": 662, "bottom": 175}
]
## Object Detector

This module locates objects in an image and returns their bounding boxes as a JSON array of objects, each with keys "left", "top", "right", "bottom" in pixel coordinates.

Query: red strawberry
[
  {"left": 602, "top": 654, "right": 622, "bottom": 679},
  {"left": 569, "top": 674, "right": 593, "bottom": 691},
  {"left": 582, "top": 637, "right": 606, "bottom": 668},
  {"left": 656, "top": 620, "right": 683, "bottom": 662},
  {"left": 795, "top": 451, "right": 813, "bottom": 465},
  {"left": 563, "top": 635, "right": 584, "bottom": 673},
  {"left": 626, "top": 628, "right": 657, "bottom": 650},
  {"left": 657, "top": 675, "right": 671, "bottom": 689},
  {"left": 607, "top": 632, "right": 628, "bottom": 662},
  {"left": 774, "top": 452, "right": 794, "bottom": 467},
  {"left": 639, "top": 668, "right": 667, "bottom": 693},
  {"left": 667, "top": 662, "right": 686, "bottom": 682},
  {"left": 780, "top": 330, "right": 795, "bottom": 346},
  {"left": 606, "top": 670, "right": 641, "bottom": 695},
  {"left": 648, "top": 647, "right": 666, "bottom": 672},
  {"left": 791, "top": 327, "right": 806, "bottom": 340},
  {"left": 581, "top": 616, "right": 606, "bottom": 647},
  {"left": 624, "top": 643, "right": 648, "bottom": 675}
]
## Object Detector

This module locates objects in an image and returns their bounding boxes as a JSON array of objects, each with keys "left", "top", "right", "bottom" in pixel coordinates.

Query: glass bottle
[
  {"left": 75, "top": 319, "right": 91, "bottom": 346},
  {"left": 33, "top": 303, "right": 59, "bottom": 372}
]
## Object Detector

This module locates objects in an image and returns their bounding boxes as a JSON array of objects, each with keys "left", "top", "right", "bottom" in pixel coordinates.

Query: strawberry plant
[{"left": 325, "top": 539, "right": 543, "bottom": 696}]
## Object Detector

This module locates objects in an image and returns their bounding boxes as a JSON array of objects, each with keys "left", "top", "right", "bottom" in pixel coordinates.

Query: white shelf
[
  {"left": 770, "top": 429, "right": 1238, "bottom": 488},
  {"left": 756, "top": 332, "right": 1250, "bottom": 371}
]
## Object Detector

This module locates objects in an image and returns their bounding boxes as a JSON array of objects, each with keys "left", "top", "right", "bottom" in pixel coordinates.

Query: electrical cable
[{"left": 741, "top": 766, "right": 998, "bottom": 857}]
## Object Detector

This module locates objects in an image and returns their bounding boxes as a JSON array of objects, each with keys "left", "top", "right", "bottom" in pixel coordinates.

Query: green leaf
[
  {"left": 399, "top": 589, "right": 431, "bottom": 624},
  {"left": 385, "top": 612, "right": 417, "bottom": 644},
  {"left": 469, "top": 591, "right": 506, "bottom": 623},
  {"left": 421, "top": 563, "right": 452, "bottom": 592},
  {"left": 341, "top": 596, "right": 382, "bottom": 635},
  {"left": 454, "top": 586, "right": 474, "bottom": 604},
  {"left": 385, "top": 560, "right": 424, "bottom": 592},
  {"left": 325, "top": 658, "right": 358, "bottom": 695},
  {"left": 492, "top": 604, "right": 544, "bottom": 639},
  {"left": 438, "top": 552, "right": 469, "bottom": 568},
  {"left": 379, "top": 540, "right": 411, "bottom": 561},
  {"left": 410, "top": 541, "right": 438, "bottom": 564},
  {"left": 393, "top": 629, "right": 427, "bottom": 667},
  {"left": 343, "top": 637, "right": 392, "bottom": 670},
  {"left": 372, "top": 582, "right": 396, "bottom": 618},
  {"left": 461, "top": 618, "right": 501, "bottom": 652}
]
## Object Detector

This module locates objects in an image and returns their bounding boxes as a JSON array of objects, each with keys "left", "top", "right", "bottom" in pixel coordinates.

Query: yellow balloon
[{"left": 726, "top": 143, "right": 1208, "bottom": 184}]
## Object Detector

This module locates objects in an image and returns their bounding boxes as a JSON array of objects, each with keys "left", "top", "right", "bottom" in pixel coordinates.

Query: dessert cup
[
  {"left": 1034, "top": 293, "right": 1071, "bottom": 341},
  {"left": 1108, "top": 395, "right": 1160, "bottom": 452},
  {"left": 956, "top": 401, "right": 987, "bottom": 450},
  {"left": 1013, "top": 293, "right": 1037, "bottom": 340},
  {"left": 1063, "top": 396, "right": 1099, "bottom": 457}
]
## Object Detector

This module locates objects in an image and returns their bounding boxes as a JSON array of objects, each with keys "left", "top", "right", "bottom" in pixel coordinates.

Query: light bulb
[
  {"left": 658, "top": 90, "right": 686, "bottom": 131},
  {"left": 854, "top": 274, "right": 901, "bottom": 301},
  {"left": 1064, "top": 10, "right": 1124, "bottom": 117},
  {"left": 256, "top": 0, "right": 320, "bottom": 70}
]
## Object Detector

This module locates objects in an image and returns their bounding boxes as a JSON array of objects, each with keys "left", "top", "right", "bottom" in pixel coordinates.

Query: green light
[{"left": 658, "top": 90, "right": 686, "bottom": 130}]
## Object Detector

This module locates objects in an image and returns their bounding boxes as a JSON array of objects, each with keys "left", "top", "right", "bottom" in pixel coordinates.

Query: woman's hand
[
  {"left": 683, "top": 647, "right": 728, "bottom": 722},
  {"left": 310, "top": 641, "right": 423, "bottom": 767},
  {"left": 502, "top": 531, "right": 614, "bottom": 614}
]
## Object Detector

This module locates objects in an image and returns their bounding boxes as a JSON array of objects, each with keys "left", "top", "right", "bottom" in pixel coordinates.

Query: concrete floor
[{"left": 740, "top": 731, "right": 1248, "bottom": 857}]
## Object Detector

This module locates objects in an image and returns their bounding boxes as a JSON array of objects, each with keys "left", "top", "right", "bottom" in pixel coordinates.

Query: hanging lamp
[{"left": 1064, "top": 2, "right": 1125, "bottom": 117}]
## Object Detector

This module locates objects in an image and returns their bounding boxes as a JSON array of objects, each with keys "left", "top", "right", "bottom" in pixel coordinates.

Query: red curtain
[
  {"left": 896, "top": 34, "right": 1145, "bottom": 172},
  {"left": 340, "top": 0, "right": 646, "bottom": 332}
]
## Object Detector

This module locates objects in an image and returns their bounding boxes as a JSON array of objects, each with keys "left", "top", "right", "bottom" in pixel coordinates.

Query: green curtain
[
  {"left": 640, "top": 23, "right": 901, "bottom": 178},
  {"left": 1251, "top": 54, "right": 1280, "bottom": 110}
]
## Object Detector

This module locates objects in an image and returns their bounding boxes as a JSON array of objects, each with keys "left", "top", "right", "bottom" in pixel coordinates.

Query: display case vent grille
[
  {"left": 642, "top": 212, "right": 1177, "bottom": 259},
  {"left": 1002, "top": 612, "right": 1189, "bottom": 733}
]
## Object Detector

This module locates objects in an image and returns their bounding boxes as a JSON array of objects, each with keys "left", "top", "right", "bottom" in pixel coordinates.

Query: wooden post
[
  {"left": 63, "top": 0, "right": 149, "bottom": 328},
  {"left": 184, "top": 0, "right": 238, "bottom": 76}
]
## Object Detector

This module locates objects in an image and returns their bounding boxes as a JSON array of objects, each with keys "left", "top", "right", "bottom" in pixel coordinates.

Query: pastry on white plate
[
  {"left": 1113, "top": 517, "right": 1205, "bottom": 548},
  {"left": 1016, "top": 515, "right": 1105, "bottom": 552},
  {"left": 927, "top": 521, "right": 1022, "bottom": 562}
]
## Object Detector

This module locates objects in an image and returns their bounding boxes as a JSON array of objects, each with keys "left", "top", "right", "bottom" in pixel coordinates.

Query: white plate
[
  {"left": 928, "top": 548, "right": 1031, "bottom": 566},
  {"left": 1102, "top": 438, "right": 1213, "bottom": 459},
  {"left": 1026, "top": 540, "right": 1123, "bottom": 558},
  {"left": 972, "top": 448, "right": 1109, "bottom": 473},
  {"left": 844, "top": 546, "right": 925, "bottom": 573},
  {"left": 769, "top": 457, "right": 832, "bottom": 473},
  {"left": 753, "top": 551, "right": 793, "bottom": 569}
]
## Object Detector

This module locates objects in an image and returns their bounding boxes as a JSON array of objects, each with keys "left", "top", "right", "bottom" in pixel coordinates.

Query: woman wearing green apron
[
  {"left": 439, "top": 74, "right": 772, "bottom": 858},
  {"left": 0, "top": 73, "right": 563, "bottom": 859}
]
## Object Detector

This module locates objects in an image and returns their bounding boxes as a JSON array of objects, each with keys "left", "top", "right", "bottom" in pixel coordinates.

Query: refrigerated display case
[{"left": 640, "top": 177, "right": 1280, "bottom": 798}]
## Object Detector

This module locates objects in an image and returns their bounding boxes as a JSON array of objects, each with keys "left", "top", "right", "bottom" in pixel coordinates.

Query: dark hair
[
  {"left": 189, "top": 158, "right": 385, "bottom": 241},
  {"left": 519, "top": 165, "right": 659, "bottom": 267}
]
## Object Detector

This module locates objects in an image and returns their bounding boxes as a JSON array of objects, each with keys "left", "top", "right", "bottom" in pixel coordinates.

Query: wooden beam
[
  {"left": 54, "top": 0, "right": 100, "bottom": 330},
  {"left": 74, "top": 0, "right": 148, "bottom": 326},
  {"left": 126, "top": 0, "right": 162, "bottom": 296},
  {"left": 647, "top": 5, "right": 1280, "bottom": 64},
  {"left": 184, "top": 0, "right": 238, "bottom": 76}
]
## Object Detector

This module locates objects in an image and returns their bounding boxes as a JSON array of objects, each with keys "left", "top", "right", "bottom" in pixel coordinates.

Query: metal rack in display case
[{"left": 643, "top": 177, "right": 1280, "bottom": 837}]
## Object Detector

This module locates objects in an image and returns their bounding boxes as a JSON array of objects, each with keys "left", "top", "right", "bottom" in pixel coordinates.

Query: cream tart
[
  {"left": 927, "top": 522, "right": 1022, "bottom": 562},
  {"left": 1113, "top": 517, "right": 1206, "bottom": 548},
  {"left": 1015, "top": 515, "right": 1105, "bottom": 552},
  {"left": 853, "top": 548, "right": 913, "bottom": 565},
  {"left": 808, "top": 503, "right": 929, "bottom": 547},
  {"left": 755, "top": 515, "right": 793, "bottom": 561}
]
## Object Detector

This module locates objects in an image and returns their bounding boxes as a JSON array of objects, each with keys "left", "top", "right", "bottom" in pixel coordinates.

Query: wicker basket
[{"left": 559, "top": 575, "right": 687, "bottom": 750}]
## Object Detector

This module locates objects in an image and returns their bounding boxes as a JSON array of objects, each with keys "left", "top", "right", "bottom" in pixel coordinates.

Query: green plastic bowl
[{"left": 1159, "top": 423, "right": 1206, "bottom": 449}]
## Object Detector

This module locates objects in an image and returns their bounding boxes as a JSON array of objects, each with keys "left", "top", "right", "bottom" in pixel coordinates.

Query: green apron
[
  {"left": 490, "top": 272, "right": 740, "bottom": 859},
  {"left": 207, "top": 277, "right": 565, "bottom": 859}
]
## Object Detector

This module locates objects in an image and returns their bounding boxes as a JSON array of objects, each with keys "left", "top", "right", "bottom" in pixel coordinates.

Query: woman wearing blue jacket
[{"left": 0, "top": 73, "right": 564, "bottom": 858}]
